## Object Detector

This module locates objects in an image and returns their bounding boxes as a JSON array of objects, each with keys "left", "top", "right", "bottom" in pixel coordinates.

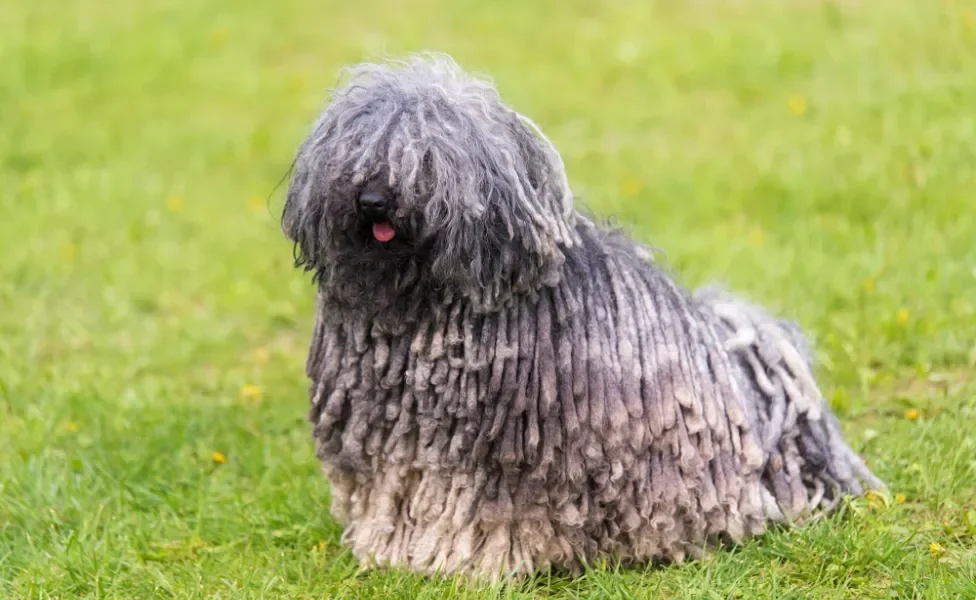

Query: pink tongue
[{"left": 372, "top": 222, "right": 395, "bottom": 242}]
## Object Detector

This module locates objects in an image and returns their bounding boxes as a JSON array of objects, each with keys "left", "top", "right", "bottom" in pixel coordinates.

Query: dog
[{"left": 281, "top": 54, "right": 882, "bottom": 579}]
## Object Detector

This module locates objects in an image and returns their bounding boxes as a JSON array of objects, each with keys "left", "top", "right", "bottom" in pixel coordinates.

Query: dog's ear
[
  {"left": 282, "top": 157, "right": 326, "bottom": 273},
  {"left": 427, "top": 112, "right": 579, "bottom": 307}
]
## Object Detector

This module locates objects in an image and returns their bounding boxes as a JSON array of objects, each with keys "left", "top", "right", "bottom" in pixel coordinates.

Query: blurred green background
[{"left": 1, "top": 0, "right": 975, "bottom": 597}]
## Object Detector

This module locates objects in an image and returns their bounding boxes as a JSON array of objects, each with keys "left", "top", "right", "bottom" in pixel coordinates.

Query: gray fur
[{"left": 283, "top": 54, "right": 883, "bottom": 579}]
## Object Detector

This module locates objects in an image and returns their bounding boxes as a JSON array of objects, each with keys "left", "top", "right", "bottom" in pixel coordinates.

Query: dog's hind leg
[{"left": 692, "top": 286, "right": 884, "bottom": 523}]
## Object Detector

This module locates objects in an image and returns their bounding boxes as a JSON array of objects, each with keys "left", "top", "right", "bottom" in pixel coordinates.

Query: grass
[{"left": 2, "top": 0, "right": 975, "bottom": 597}]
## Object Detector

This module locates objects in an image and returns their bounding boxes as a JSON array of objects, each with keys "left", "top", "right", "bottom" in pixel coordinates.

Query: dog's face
[{"left": 283, "top": 56, "right": 579, "bottom": 322}]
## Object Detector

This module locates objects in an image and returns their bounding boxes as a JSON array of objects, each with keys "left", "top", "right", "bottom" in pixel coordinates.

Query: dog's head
[{"left": 283, "top": 55, "right": 578, "bottom": 322}]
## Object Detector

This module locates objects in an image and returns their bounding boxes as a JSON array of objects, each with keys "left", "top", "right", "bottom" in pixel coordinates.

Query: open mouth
[{"left": 371, "top": 221, "right": 396, "bottom": 243}]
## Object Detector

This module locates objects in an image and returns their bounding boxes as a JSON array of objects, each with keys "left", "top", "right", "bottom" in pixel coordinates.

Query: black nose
[{"left": 358, "top": 192, "right": 388, "bottom": 214}]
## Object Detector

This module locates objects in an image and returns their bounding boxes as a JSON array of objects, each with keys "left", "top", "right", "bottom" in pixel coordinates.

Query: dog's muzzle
[{"left": 358, "top": 189, "right": 396, "bottom": 243}]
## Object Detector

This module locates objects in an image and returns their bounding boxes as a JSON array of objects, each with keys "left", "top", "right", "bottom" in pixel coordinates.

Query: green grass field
[{"left": 2, "top": 0, "right": 975, "bottom": 597}]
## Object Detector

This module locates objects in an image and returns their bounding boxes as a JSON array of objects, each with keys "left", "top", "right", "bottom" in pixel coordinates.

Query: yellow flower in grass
[
  {"left": 894, "top": 493, "right": 907, "bottom": 505},
  {"left": 896, "top": 308, "right": 910, "bottom": 326},
  {"left": 65, "top": 421, "right": 80, "bottom": 432},
  {"left": 211, "top": 451, "right": 227, "bottom": 465},
  {"left": 904, "top": 408, "right": 921, "bottom": 421},
  {"left": 166, "top": 193, "right": 185, "bottom": 214},
  {"left": 240, "top": 384, "right": 263, "bottom": 402},
  {"left": 863, "top": 277, "right": 875, "bottom": 293},
  {"left": 788, "top": 95, "right": 808, "bottom": 116},
  {"left": 928, "top": 542, "right": 945, "bottom": 558}
]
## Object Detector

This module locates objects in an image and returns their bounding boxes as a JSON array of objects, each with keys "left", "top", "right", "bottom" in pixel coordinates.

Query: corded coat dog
[{"left": 281, "top": 54, "right": 882, "bottom": 579}]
